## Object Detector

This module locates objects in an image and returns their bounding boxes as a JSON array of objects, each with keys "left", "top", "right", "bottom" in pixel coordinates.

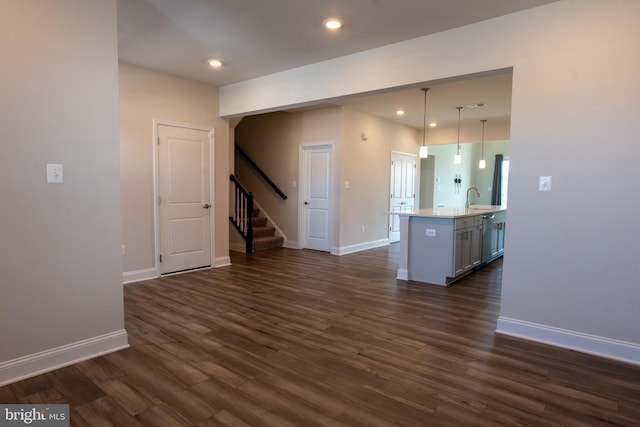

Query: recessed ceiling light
[
  {"left": 208, "top": 59, "right": 223, "bottom": 68},
  {"left": 396, "top": 109, "right": 405, "bottom": 116},
  {"left": 429, "top": 122, "right": 437, "bottom": 128},
  {"left": 323, "top": 18, "right": 342, "bottom": 30}
]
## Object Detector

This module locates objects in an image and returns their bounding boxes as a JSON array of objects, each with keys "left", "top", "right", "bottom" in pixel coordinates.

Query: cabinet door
[
  {"left": 454, "top": 227, "right": 477, "bottom": 276},
  {"left": 497, "top": 222, "right": 506, "bottom": 254},
  {"left": 489, "top": 223, "right": 501, "bottom": 259},
  {"left": 470, "top": 224, "right": 482, "bottom": 267},
  {"left": 454, "top": 229, "right": 467, "bottom": 276}
]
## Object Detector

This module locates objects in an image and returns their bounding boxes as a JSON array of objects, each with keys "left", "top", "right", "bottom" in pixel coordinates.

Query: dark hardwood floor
[{"left": 2, "top": 245, "right": 640, "bottom": 426}]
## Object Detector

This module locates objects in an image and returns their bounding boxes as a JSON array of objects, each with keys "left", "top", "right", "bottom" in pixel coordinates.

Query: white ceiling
[
  {"left": 323, "top": 70, "right": 514, "bottom": 129},
  {"left": 116, "top": 0, "right": 557, "bottom": 127}
]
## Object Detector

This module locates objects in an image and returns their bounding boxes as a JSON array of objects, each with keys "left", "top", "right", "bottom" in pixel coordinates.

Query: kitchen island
[{"left": 396, "top": 205, "right": 506, "bottom": 286}]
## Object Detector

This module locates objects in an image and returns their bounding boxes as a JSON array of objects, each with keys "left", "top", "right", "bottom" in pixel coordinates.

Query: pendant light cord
[
  {"left": 456, "top": 106, "right": 463, "bottom": 154},
  {"left": 481, "top": 119, "right": 487, "bottom": 159},
  {"left": 421, "top": 88, "right": 429, "bottom": 147}
]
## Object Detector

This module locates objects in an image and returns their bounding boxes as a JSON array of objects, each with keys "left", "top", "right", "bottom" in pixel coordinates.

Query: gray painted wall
[{"left": 0, "top": 0, "right": 126, "bottom": 375}]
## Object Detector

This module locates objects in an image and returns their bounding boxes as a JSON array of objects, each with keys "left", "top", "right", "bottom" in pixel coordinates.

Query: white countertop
[{"left": 397, "top": 205, "right": 507, "bottom": 219}]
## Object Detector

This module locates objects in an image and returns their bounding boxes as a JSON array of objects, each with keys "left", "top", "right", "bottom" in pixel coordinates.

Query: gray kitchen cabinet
[
  {"left": 496, "top": 220, "right": 506, "bottom": 254},
  {"left": 453, "top": 215, "right": 483, "bottom": 276},
  {"left": 482, "top": 210, "right": 507, "bottom": 263},
  {"left": 408, "top": 213, "right": 484, "bottom": 285},
  {"left": 397, "top": 206, "right": 506, "bottom": 286}
]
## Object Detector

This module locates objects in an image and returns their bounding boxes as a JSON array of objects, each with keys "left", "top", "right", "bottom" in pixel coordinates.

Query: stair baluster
[{"left": 229, "top": 174, "right": 254, "bottom": 253}]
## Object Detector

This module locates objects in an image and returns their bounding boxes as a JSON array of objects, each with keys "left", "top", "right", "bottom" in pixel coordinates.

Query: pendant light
[
  {"left": 419, "top": 88, "right": 430, "bottom": 158},
  {"left": 454, "top": 106, "right": 463, "bottom": 164},
  {"left": 479, "top": 119, "right": 487, "bottom": 169}
]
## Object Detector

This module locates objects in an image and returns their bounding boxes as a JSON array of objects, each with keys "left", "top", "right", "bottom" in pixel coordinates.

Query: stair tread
[
  {"left": 253, "top": 225, "right": 276, "bottom": 238},
  {"left": 251, "top": 217, "right": 267, "bottom": 227},
  {"left": 253, "top": 235, "right": 284, "bottom": 251},
  {"left": 253, "top": 235, "right": 282, "bottom": 241}
]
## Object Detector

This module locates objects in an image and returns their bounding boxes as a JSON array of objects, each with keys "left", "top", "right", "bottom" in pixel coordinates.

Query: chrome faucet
[{"left": 465, "top": 186, "right": 480, "bottom": 209}]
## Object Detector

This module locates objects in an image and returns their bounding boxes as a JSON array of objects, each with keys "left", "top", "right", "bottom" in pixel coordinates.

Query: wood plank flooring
[{"left": 2, "top": 245, "right": 640, "bottom": 426}]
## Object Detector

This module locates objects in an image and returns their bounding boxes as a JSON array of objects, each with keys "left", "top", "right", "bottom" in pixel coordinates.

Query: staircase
[
  {"left": 251, "top": 208, "right": 284, "bottom": 251},
  {"left": 229, "top": 170, "right": 286, "bottom": 253}
]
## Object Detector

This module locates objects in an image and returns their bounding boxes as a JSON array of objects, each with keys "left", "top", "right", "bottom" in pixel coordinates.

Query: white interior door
[
  {"left": 301, "top": 145, "right": 332, "bottom": 252},
  {"left": 389, "top": 152, "right": 416, "bottom": 243},
  {"left": 158, "top": 125, "right": 211, "bottom": 274}
]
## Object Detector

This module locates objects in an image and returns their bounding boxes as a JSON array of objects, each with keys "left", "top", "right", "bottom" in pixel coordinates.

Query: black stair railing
[
  {"left": 229, "top": 174, "right": 254, "bottom": 253},
  {"left": 235, "top": 145, "right": 287, "bottom": 200}
]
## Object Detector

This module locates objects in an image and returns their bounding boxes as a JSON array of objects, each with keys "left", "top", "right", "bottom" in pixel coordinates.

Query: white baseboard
[
  {"left": 397, "top": 268, "right": 409, "bottom": 280},
  {"left": 334, "top": 239, "right": 389, "bottom": 256},
  {"left": 215, "top": 256, "right": 232, "bottom": 268},
  {"left": 124, "top": 257, "right": 231, "bottom": 283},
  {"left": 283, "top": 240, "right": 298, "bottom": 249},
  {"left": 496, "top": 317, "right": 640, "bottom": 366},
  {"left": 123, "top": 268, "right": 158, "bottom": 284},
  {"left": 0, "top": 330, "right": 129, "bottom": 386}
]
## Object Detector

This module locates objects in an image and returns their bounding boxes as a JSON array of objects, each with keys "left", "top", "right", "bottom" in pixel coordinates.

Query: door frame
[
  {"left": 298, "top": 142, "right": 335, "bottom": 253},
  {"left": 153, "top": 119, "right": 215, "bottom": 276}
]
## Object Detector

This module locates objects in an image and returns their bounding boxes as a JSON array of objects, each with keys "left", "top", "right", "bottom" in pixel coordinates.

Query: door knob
[
  {"left": 203, "top": 203, "right": 211, "bottom": 209},
  {"left": 304, "top": 201, "right": 309, "bottom": 205}
]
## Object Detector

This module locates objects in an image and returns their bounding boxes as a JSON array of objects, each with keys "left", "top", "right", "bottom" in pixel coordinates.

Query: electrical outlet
[
  {"left": 122, "top": 245, "right": 126, "bottom": 256},
  {"left": 361, "top": 225, "right": 365, "bottom": 232}
]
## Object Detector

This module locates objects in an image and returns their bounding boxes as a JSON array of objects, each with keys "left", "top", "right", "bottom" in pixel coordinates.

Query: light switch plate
[
  {"left": 47, "top": 163, "right": 64, "bottom": 184},
  {"left": 538, "top": 176, "right": 552, "bottom": 192}
]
